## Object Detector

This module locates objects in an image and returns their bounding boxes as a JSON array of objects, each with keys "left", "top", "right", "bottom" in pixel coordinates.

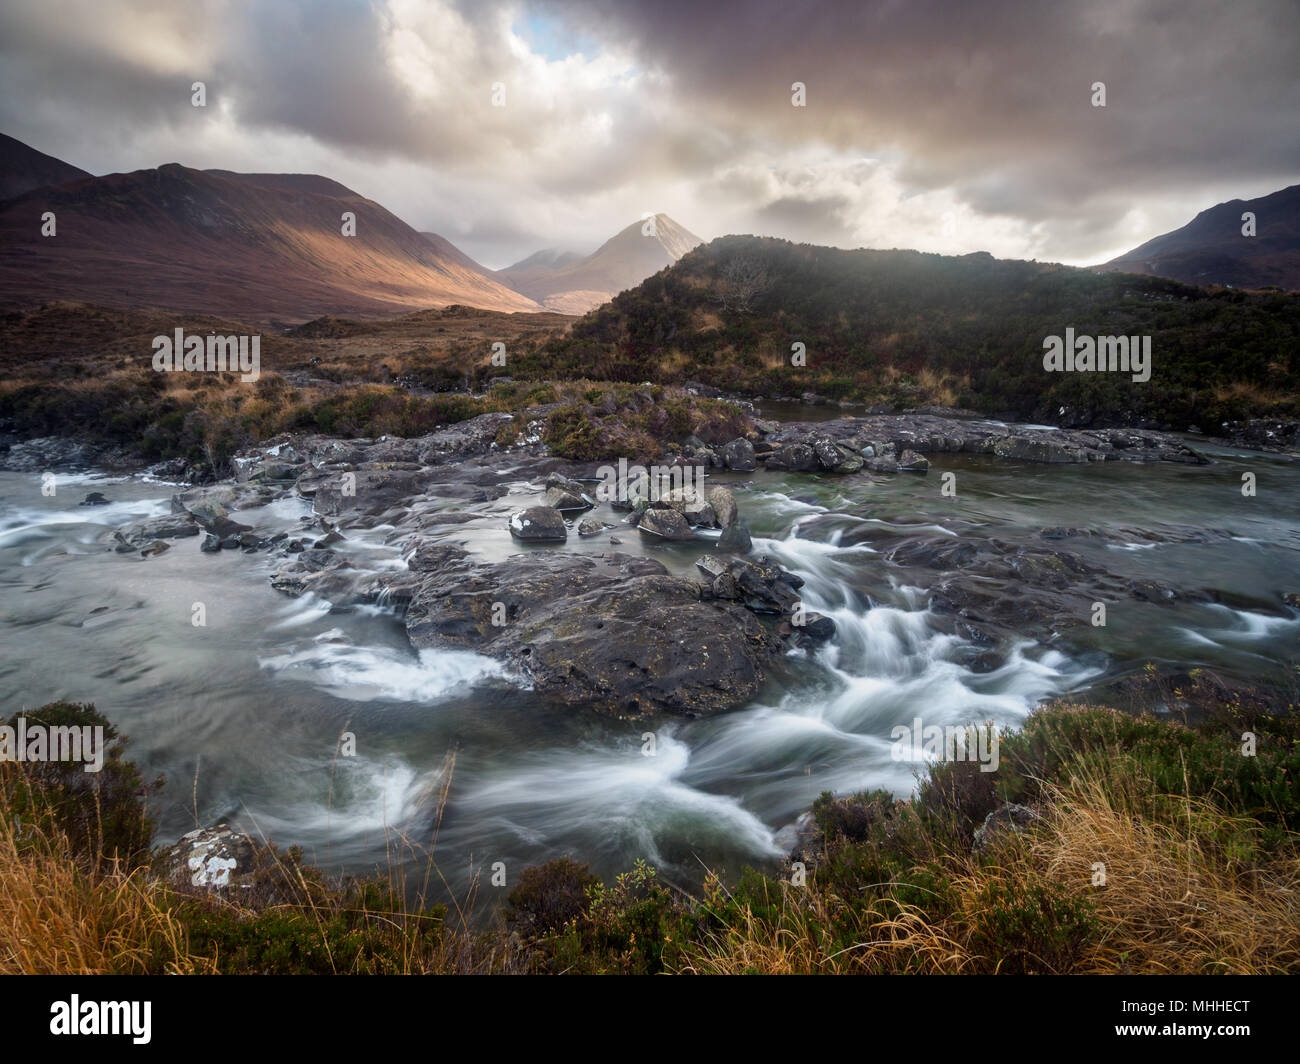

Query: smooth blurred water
[{"left": 0, "top": 438, "right": 1296, "bottom": 910}]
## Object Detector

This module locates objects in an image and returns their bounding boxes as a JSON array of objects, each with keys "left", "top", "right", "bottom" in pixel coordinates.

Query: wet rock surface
[
  {"left": 509, "top": 505, "right": 568, "bottom": 542},
  {"left": 404, "top": 549, "right": 784, "bottom": 718},
  {"left": 113, "top": 511, "right": 201, "bottom": 551},
  {"left": 159, "top": 824, "right": 260, "bottom": 891},
  {"left": 762, "top": 413, "right": 1212, "bottom": 468}
]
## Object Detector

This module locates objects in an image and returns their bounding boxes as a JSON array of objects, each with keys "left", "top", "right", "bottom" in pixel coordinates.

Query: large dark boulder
[
  {"left": 696, "top": 554, "right": 804, "bottom": 615},
  {"left": 992, "top": 436, "right": 1088, "bottom": 463},
  {"left": 717, "top": 521, "right": 753, "bottom": 553},
  {"left": 404, "top": 551, "right": 782, "bottom": 718},
  {"left": 721, "top": 438, "right": 757, "bottom": 472},
  {"left": 764, "top": 443, "right": 820, "bottom": 472},
  {"left": 313, "top": 467, "right": 437, "bottom": 517}
]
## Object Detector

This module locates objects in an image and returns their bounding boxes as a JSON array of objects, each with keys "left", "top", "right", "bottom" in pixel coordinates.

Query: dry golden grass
[
  {"left": 678, "top": 762, "right": 1300, "bottom": 976},
  {"left": 0, "top": 753, "right": 533, "bottom": 976},
  {"left": 678, "top": 883, "right": 975, "bottom": 975},
  {"left": 690, "top": 308, "right": 726, "bottom": 331},
  {"left": 1212, "top": 379, "right": 1289, "bottom": 407},
  {"left": 916, "top": 367, "right": 969, "bottom": 407},
  {"left": 0, "top": 792, "right": 212, "bottom": 975},
  {"left": 4, "top": 700, "right": 1295, "bottom": 975},
  {"left": 1027, "top": 769, "right": 1300, "bottom": 974}
]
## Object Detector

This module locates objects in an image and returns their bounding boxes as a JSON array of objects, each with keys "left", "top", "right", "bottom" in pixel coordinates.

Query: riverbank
[{"left": 4, "top": 692, "right": 1297, "bottom": 974}]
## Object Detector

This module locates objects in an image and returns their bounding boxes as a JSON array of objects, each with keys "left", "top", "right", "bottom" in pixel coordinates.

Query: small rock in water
[
  {"left": 706, "top": 486, "right": 738, "bottom": 528},
  {"left": 660, "top": 486, "right": 714, "bottom": 526},
  {"left": 898, "top": 449, "right": 930, "bottom": 472},
  {"left": 717, "top": 521, "right": 753, "bottom": 553},
  {"left": 545, "top": 486, "right": 593, "bottom": 511},
  {"left": 509, "top": 506, "right": 567, "bottom": 542},
  {"left": 577, "top": 518, "right": 605, "bottom": 537},
  {"left": 113, "top": 512, "right": 202, "bottom": 551},
  {"left": 80, "top": 491, "right": 110, "bottom": 506},
  {"left": 636, "top": 507, "right": 695, "bottom": 540}
]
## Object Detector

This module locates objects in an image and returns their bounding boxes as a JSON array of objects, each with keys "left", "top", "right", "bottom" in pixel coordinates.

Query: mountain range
[
  {"left": 0, "top": 134, "right": 702, "bottom": 323},
  {"left": 0, "top": 132, "right": 1295, "bottom": 331}
]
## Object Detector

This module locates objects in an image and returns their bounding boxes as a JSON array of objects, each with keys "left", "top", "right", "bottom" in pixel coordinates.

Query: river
[{"left": 1, "top": 436, "right": 1296, "bottom": 910}]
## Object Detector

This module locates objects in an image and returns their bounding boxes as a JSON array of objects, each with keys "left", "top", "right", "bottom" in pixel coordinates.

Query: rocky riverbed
[
  {"left": 12, "top": 409, "right": 1292, "bottom": 722},
  {"left": 3, "top": 405, "right": 1297, "bottom": 898}
]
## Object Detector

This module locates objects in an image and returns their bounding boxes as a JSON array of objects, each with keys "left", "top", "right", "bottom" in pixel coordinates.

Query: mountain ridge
[
  {"left": 0, "top": 136, "right": 544, "bottom": 322},
  {"left": 0, "top": 132, "right": 91, "bottom": 201},
  {"left": 1099, "top": 184, "right": 1300, "bottom": 291}
]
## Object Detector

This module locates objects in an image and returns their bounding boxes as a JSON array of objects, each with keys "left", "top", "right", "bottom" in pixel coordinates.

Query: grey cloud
[
  {"left": 0, "top": 0, "right": 1295, "bottom": 265},
  {"left": 755, "top": 193, "right": 856, "bottom": 247}
]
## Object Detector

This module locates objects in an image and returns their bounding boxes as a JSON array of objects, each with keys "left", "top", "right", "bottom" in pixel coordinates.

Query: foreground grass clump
[
  {"left": 2, "top": 698, "right": 1297, "bottom": 974},
  {"left": 669, "top": 702, "right": 1300, "bottom": 974},
  {"left": 0, "top": 703, "right": 199, "bottom": 974},
  {"left": 0, "top": 703, "right": 500, "bottom": 974}
]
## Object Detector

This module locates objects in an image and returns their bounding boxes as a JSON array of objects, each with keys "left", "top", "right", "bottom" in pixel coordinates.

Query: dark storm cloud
[
  {"left": 547, "top": 0, "right": 1300, "bottom": 226},
  {"left": 0, "top": 0, "right": 1295, "bottom": 263}
]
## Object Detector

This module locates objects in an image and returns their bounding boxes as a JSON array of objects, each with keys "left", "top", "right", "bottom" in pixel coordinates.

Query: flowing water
[{"left": 1, "top": 438, "right": 1297, "bottom": 908}]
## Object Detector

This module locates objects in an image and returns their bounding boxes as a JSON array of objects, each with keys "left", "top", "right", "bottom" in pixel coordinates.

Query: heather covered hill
[
  {"left": 522, "top": 236, "right": 1300, "bottom": 428},
  {"left": 0, "top": 147, "right": 544, "bottom": 322},
  {"left": 1100, "top": 184, "right": 1300, "bottom": 292}
]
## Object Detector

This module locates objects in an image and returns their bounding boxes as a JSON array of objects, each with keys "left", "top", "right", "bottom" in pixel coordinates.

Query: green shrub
[
  {"left": 506, "top": 857, "right": 598, "bottom": 937},
  {"left": 967, "top": 880, "right": 1100, "bottom": 974},
  {"left": 1, "top": 702, "right": 160, "bottom": 870}
]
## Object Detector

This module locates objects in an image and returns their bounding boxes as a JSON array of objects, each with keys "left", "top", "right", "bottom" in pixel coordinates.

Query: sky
[{"left": 1, "top": 0, "right": 1296, "bottom": 270}]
